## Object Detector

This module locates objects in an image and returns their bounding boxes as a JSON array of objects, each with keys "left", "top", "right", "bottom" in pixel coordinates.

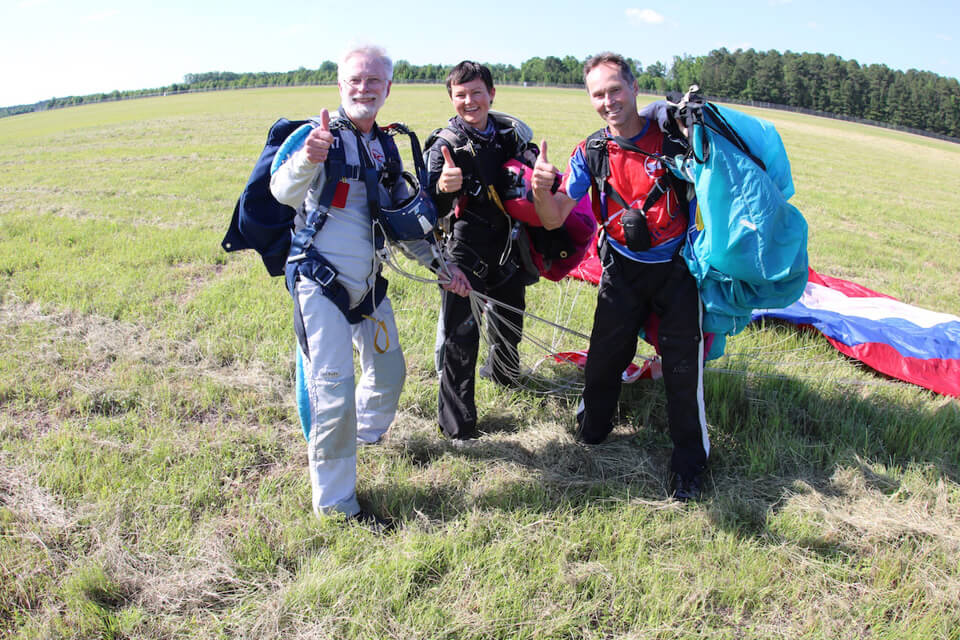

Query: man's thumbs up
[
  {"left": 305, "top": 108, "right": 335, "bottom": 164},
  {"left": 531, "top": 139, "right": 558, "bottom": 195},
  {"left": 538, "top": 139, "right": 548, "bottom": 165},
  {"left": 437, "top": 144, "right": 462, "bottom": 193}
]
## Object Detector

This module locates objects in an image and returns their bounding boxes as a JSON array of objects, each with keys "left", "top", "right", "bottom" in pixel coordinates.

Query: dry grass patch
[
  {"left": 0, "top": 299, "right": 289, "bottom": 404},
  {"left": 785, "top": 462, "right": 960, "bottom": 555},
  {"left": 0, "top": 459, "right": 73, "bottom": 533}
]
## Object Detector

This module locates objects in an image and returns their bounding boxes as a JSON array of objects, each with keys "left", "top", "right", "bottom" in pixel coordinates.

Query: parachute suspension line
[
  {"left": 549, "top": 277, "right": 587, "bottom": 354},
  {"left": 377, "top": 238, "right": 454, "bottom": 287},
  {"left": 704, "top": 365, "right": 917, "bottom": 391},
  {"left": 469, "top": 284, "right": 902, "bottom": 394},
  {"left": 464, "top": 290, "right": 581, "bottom": 395},
  {"left": 702, "top": 323, "right": 918, "bottom": 390},
  {"left": 379, "top": 244, "right": 910, "bottom": 394},
  {"left": 469, "top": 290, "right": 591, "bottom": 342},
  {"left": 466, "top": 289, "right": 629, "bottom": 396}
]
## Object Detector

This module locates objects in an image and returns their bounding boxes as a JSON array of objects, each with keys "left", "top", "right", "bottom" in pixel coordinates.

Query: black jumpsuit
[{"left": 425, "top": 116, "right": 535, "bottom": 439}]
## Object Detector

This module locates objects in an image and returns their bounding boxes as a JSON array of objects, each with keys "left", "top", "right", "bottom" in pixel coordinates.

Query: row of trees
[
  {"left": 671, "top": 49, "right": 960, "bottom": 137},
  {"left": 4, "top": 49, "right": 959, "bottom": 138}
]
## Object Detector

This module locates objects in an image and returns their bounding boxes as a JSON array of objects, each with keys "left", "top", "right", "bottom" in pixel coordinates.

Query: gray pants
[{"left": 295, "top": 280, "right": 405, "bottom": 517}]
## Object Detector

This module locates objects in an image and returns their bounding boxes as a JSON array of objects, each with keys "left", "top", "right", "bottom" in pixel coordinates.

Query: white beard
[{"left": 342, "top": 94, "right": 383, "bottom": 121}]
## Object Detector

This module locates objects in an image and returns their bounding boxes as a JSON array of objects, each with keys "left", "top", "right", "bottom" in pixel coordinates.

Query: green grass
[{"left": 1, "top": 86, "right": 958, "bottom": 639}]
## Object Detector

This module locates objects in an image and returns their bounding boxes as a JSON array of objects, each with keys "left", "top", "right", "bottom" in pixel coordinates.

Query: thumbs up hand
[
  {"left": 437, "top": 145, "right": 462, "bottom": 193},
  {"left": 531, "top": 139, "right": 559, "bottom": 195},
  {"left": 304, "top": 108, "right": 335, "bottom": 164}
]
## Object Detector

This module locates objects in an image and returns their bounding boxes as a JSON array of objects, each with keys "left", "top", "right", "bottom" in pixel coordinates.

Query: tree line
[{"left": 3, "top": 49, "right": 958, "bottom": 138}]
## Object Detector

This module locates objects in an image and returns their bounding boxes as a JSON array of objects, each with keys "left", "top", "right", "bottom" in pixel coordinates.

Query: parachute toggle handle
[{"left": 667, "top": 84, "right": 708, "bottom": 163}]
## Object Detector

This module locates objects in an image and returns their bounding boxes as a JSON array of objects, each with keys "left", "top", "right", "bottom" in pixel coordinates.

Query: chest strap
[{"left": 585, "top": 135, "right": 672, "bottom": 232}]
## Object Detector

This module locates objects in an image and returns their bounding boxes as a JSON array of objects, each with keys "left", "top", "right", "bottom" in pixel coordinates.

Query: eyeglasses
[{"left": 343, "top": 76, "right": 386, "bottom": 90}]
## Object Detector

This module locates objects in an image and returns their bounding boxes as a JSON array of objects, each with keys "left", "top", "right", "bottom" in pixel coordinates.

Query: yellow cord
[{"left": 362, "top": 314, "right": 390, "bottom": 353}]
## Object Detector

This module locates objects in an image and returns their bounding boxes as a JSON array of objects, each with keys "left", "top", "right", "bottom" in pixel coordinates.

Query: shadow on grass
[
  {"left": 698, "top": 370, "right": 959, "bottom": 547},
  {"left": 369, "top": 367, "right": 959, "bottom": 550}
]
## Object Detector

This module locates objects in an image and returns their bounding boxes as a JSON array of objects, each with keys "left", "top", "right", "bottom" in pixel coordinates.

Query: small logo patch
[{"left": 643, "top": 156, "right": 661, "bottom": 177}]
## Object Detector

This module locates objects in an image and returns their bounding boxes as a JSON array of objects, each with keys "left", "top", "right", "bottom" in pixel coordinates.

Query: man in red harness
[{"left": 531, "top": 52, "right": 709, "bottom": 501}]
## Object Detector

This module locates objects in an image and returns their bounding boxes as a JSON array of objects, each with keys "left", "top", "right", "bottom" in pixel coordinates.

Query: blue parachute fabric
[
  {"left": 271, "top": 123, "right": 313, "bottom": 175},
  {"left": 704, "top": 104, "right": 795, "bottom": 199},
  {"left": 681, "top": 104, "right": 809, "bottom": 353},
  {"left": 296, "top": 347, "right": 312, "bottom": 442},
  {"left": 222, "top": 117, "right": 318, "bottom": 277}
]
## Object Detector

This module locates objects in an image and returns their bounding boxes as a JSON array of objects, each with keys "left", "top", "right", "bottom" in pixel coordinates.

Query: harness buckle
[
  {"left": 472, "top": 259, "right": 489, "bottom": 280},
  {"left": 587, "top": 137, "right": 607, "bottom": 151},
  {"left": 313, "top": 263, "right": 337, "bottom": 287},
  {"left": 465, "top": 178, "right": 483, "bottom": 198}
]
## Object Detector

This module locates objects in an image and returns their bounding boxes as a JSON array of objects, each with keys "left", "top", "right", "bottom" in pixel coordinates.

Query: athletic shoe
[
  {"left": 671, "top": 473, "right": 703, "bottom": 502},
  {"left": 438, "top": 425, "right": 478, "bottom": 445}
]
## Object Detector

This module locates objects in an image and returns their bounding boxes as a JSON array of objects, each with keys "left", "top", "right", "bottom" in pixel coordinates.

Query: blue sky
[{"left": 2, "top": 0, "right": 958, "bottom": 107}]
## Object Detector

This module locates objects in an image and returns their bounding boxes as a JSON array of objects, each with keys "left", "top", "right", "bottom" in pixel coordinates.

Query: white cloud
[
  {"left": 625, "top": 9, "right": 665, "bottom": 25},
  {"left": 936, "top": 33, "right": 952, "bottom": 41},
  {"left": 768, "top": 0, "right": 793, "bottom": 5}
]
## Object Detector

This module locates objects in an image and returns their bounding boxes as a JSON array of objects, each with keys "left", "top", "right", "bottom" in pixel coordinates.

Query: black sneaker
[
  {"left": 572, "top": 400, "right": 603, "bottom": 445},
  {"left": 439, "top": 425, "right": 478, "bottom": 446},
  {"left": 671, "top": 473, "right": 703, "bottom": 502},
  {"left": 573, "top": 421, "right": 607, "bottom": 445}
]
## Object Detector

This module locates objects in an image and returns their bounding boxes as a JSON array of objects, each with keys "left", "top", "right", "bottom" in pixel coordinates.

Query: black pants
[
  {"left": 579, "top": 242, "right": 709, "bottom": 478},
  {"left": 437, "top": 230, "right": 527, "bottom": 439}
]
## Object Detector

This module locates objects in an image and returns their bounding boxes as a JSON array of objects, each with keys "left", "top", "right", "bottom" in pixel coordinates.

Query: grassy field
[{"left": 1, "top": 85, "right": 959, "bottom": 639}]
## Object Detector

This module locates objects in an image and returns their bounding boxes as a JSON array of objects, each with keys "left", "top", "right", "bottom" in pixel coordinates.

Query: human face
[
  {"left": 339, "top": 54, "right": 391, "bottom": 130},
  {"left": 585, "top": 62, "right": 641, "bottom": 137},
  {"left": 449, "top": 78, "right": 495, "bottom": 130}
]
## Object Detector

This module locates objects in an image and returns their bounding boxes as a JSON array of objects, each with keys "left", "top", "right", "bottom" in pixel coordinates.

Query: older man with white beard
[{"left": 270, "top": 44, "right": 469, "bottom": 527}]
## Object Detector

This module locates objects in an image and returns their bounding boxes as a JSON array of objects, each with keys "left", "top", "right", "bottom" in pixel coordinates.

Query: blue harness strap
[{"left": 284, "top": 113, "right": 400, "bottom": 358}]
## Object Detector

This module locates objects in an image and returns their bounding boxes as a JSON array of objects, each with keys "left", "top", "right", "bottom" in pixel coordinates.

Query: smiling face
[
  {"left": 338, "top": 53, "right": 391, "bottom": 131},
  {"left": 585, "top": 61, "right": 641, "bottom": 137},
  {"left": 449, "top": 77, "right": 496, "bottom": 130}
]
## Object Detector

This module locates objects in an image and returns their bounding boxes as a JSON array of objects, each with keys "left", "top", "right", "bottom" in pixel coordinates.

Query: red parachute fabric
[
  {"left": 753, "top": 268, "right": 960, "bottom": 397},
  {"left": 550, "top": 350, "right": 662, "bottom": 382},
  {"left": 569, "top": 230, "right": 602, "bottom": 284},
  {"left": 501, "top": 159, "right": 597, "bottom": 282}
]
